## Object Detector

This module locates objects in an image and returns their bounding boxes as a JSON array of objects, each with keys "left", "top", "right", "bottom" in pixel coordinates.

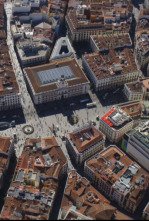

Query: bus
[{"left": 86, "top": 102, "right": 97, "bottom": 108}]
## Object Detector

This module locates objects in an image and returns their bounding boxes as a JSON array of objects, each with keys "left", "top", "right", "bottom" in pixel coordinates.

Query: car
[
  {"left": 12, "top": 115, "right": 18, "bottom": 119},
  {"left": 11, "top": 120, "right": 16, "bottom": 127}
]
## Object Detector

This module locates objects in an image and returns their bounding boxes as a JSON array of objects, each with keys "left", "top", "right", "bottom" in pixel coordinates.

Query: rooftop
[
  {"left": 101, "top": 107, "right": 133, "bottom": 130},
  {"left": 136, "top": 33, "right": 149, "bottom": 56},
  {"left": 119, "top": 101, "right": 142, "bottom": 118},
  {"left": 60, "top": 170, "right": 118, "bottom": 220},
  {"left": 66, "top": 1, "right": 132, "bottom": 33},
  {"left": 67, "top": 123, "right": 105, "bottom": 153},
  {"left": 33, "top": 22, "right": 55, "bottom": 44},
  {"left": 91, "top": 33, "right": 132, "bottom": 52},
  {"left": 83, "top": 48, "right": 137, "bottom": 80},
  {"left": 125, "top": 81, "right": 144, "bottom": 93},
  {"left": 0, "top": 137, "right": 67, "bottom": 220},
  {"left": 50, "top": 37, "right": 75, "bottom": 60},
  {"left": 86, "top": 146, "right": 149, "bottom": 197},
  {"left": 0, "top": 137, "right": 11, "bottom": 175},
  {"left": 16, "top": 38, "right": 49, "bottom": 62},
  {"left": 0, "top": 38, "right": 19, "bottom": 97},
  {"left": 24, "top": 57, "right": 89, "bottom": 93}
]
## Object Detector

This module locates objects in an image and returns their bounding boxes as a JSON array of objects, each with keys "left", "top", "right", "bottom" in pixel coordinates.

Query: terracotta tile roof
[
  {"left": 24, "top": 58, "right": 89, "bottom": 94},
  {"left": 60, "top": 170, "right": 118, "bottom": 220},
  {"left": 67, "top": 125, "right": 105, "bottom": 153}
]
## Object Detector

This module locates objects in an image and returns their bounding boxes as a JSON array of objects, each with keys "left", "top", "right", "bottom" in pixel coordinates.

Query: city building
[
  {"left": 135, "top": 33, "right": 149, "bottom": 69},
  {"left": 12, "top": 0, "right": 41, "bottom": 15},
  {"left": 119, "top": 101, "right": 142, "bottom": 127},
  {"left": 0, "top": 137, "right": 15, "bottom": 189},
  {"left": 0, "top": 136, "right": 68, "bottom": 220},
  {"left": 84, "top": 145, "right": 149, "bottom": 213},
  {"left": 99, "top": 106, "right": 134, "bottom": 143},
  {"left": 122, "top": 120, "right": 149, "bottom": 171},
  {"left": 50, "top": 37, "right": 75, "bottom": 61},
  {"left": 11, "top": 19, "right": 33, "bottom": 40},
  {"left": 33, "top": 22, "right": 55, "bottom": 46},
  {"left": 143, "top": 202, "right": 149, "bottom": 220},
  {"left": 0, "top": 6, "right": 21, "bottom": 111},
  {"left": 82, "top": 48, "right": 138, "bottom": 91},
  {"left": 66, "top": 123, "right": 105, "bottom": 164},
  {"left": 66, "top": 0, "right": 133, "bottom": 42},
  {"left": 16, "top": 38, "right": 50, "bottom": 67},
  {"left": 58, "top": 170, "right": 133, "bottom": 220},
  {"left": 124, "top": 78, "right": 149, "bottom": 101},
  {"left": 124, "top": 81, "right": 144, "bottom": 101},
  {"left": 24, "top": 57, "right": 90, "bottom": 105},
  {"left": 90, "top": 33, "right": 132, "bottom": 53}
]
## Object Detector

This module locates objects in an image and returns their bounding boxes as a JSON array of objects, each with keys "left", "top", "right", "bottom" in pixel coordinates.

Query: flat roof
[
  {"left": 101, "top": 107, "right": 132, "bottom": 130},
  {"left": 24, "top": 58, "right": 89, "bottom": 94}
]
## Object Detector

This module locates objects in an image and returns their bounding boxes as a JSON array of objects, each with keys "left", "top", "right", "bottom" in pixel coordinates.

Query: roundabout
[{"left": 23, "top": 125, "right": 34, "bottom": 135}]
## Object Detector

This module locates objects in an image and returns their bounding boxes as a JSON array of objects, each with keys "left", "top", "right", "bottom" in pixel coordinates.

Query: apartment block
[
  {"left": 124, "top": 81, "right": 144, "bottom": 101},
  {"left": 16, "top": 38, "right": 50, "bottom": 67},
  {"left": 84, "top": 145, "right": 149, "bottom": 213},
  {"left": 58, "top": 170, "right": 134, "bottom": 220},
  {"left": 82, "top": 48, "right": 138, "bottom": 91},
  {"left": 122, "top": 120, "right": 149, "bottom": 172},
  {"left": 124, "top": 78, "right": 149, "bottom": 101},
  {"left": 99, "top": 106, "right": 134, "bottom": 143},
  {"left": 66, "top": 0, "right": 133, "bottom": 42},
  {"left": 0, "top": 3, "right": 21, "bottom": 111},
  {"left": 66, "top": 123, "right": 105, "bottom": 164},
  {"left": 0, "top": 136, "right": 68, "bottom": 220},
  {"left": 90, "top": 33, "right": 132, "bottom": 53},
  {"left": 0, "top": 137, "right": 15, "bottom": 189}
]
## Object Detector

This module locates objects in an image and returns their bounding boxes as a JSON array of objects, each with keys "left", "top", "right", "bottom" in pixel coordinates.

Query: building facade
[
  {"left": 0, "top": 136, "right": 68, "bottom": 220},
  {"left": 123, "top": 120, "right": 149, "bottom": 172},
  {"left": 99, "top": 107, "right": 134, "bottom": 143},
  {"left": 66, "top": 123, "right": 105, "bottom": 164},
  {"left": 84, "top": 145, "right": 149, "bottom": 213},
  {"left": 24, "top": 58, "right": 90, "bottom": 105},
  {"left": 82, "top": 49, "right": 139, "bottom": 91},
  {"left": 124, "top": 81, "right": 144, "bottom": 101}
]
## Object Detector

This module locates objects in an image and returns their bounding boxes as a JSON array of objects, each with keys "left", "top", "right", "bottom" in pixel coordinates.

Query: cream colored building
[
  {"left": 83, "top": 49, "right": 139, "bottom": 91},
  {"left": 99, "top": 107, "right": 134, "bottom": 143},
  {"left": 66, "top": 123, "right": 105, "bottom": 164},
  {"left": 124, "top": 82, "right": 144, "bottom": 101}
]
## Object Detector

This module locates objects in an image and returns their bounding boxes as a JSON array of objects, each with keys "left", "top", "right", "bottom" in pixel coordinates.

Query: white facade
[
  {"left": 124, "top": 83, "right": 144, "bottom": 101},
  {"left": 0, "top": 92, "right": 21, "bottom": 111},
  {"left": 82, "top": 56, "right": 139, "bottom": 91},
  {"left": 16, "top": 40, "right": 50, "bottom": 67},
  {"left": 100, "top": 119, "right": 134, "bottom": 143},
  {"left": 127, "top": 134, "right": 149, "bottom": 172},
  {"left": 24, "top": 71, "right": 90, "bottom": 105},
  {"left": 66, "top": 125, "right": 105, "bottom": 165},
  {"left": 12, "top": 0, "right": 40, "bottom": 15}
]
